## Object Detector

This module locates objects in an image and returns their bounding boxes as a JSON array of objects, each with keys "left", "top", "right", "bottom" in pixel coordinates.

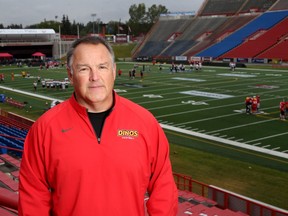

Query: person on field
[
  {"left": 18, "top": 36, "right": 178, "bottom": 216},
  {"left": 245, "top": 96, "right": 252, "bottom": 114},
  {"left": 229, "top": 61, "right": 236, "bottom": 71},
  {"left": 280, "top": 99, "right": 286, "bottom": 120},
  {"left": 33, "top": 80, "right": 37, "bottom": 91}
]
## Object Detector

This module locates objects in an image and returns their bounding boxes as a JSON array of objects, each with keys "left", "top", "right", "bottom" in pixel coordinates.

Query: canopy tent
[
  {"left": 32, "top": 52, "right": 46, "bottom": 57},
  {"left": 0, "top": 53, "right": 13, "bottom": 58}
]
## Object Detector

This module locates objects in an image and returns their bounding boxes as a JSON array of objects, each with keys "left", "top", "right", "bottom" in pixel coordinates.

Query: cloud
[{"left": 0, "top": 0, "right": 204, "bottom": 27}]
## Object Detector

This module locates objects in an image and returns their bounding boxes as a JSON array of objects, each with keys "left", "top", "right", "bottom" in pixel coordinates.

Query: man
[{"left": 18, "top": 36, "right": 178, "bottom": 216}]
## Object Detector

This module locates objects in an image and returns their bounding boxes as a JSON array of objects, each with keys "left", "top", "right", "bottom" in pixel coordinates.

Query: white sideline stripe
[
  {"left": 160, "top": 124, "right": 288, "bottom": 159},
  {"left": 0, "top": 86, "right": 64, "bottom": 102}
]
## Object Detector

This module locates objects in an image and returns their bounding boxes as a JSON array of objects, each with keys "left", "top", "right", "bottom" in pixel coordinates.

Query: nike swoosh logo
[{"left": 61, "top": 128, "right": 72, "bottom": 133}]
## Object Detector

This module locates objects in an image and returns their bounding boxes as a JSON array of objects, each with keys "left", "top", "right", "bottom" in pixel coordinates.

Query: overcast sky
[{"left": 0, "top": 0, "right": 205, "bottom": 27}]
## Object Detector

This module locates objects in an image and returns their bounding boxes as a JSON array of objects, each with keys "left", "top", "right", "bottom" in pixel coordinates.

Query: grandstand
[
  {"left": 0, "top": 29, "right": 73, "bottom": 60},
  {"left": 132, "top": 0, "right": 288, "bottom": 64}
]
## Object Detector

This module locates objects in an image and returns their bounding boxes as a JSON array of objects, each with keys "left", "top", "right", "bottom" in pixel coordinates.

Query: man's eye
[
  {"left": 79, "top": 67, "right": 89, "bottom": 72},
  {"left": 99, "top": 65, "right": 108, "bottom": 70}
]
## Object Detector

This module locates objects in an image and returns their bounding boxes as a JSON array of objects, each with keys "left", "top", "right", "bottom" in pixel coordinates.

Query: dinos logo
[{"left": 118, "top": 129, "right": 139, "bottom": 139}]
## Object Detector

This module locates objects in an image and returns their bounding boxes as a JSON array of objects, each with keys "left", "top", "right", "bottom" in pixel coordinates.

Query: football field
[
  {"left": 1, "top": 62, "right": 288, "bottom": 163},
  {"left": 0, "top": 62, "right": 288, "bottom": 209}
]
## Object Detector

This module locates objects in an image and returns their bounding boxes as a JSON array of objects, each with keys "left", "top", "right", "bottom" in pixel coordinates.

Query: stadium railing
[{"left": 174, "top": 173, "right": 288, "bottom": 216}]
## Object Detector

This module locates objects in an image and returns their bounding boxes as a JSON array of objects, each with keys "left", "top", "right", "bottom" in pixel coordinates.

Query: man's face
[{"left": 68, "top": 43, "right": 116, "bottom": 112}]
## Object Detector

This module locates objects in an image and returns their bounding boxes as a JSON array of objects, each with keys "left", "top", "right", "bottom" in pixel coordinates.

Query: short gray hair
[{"left": 66, "top": 36, "right": 115, "bottom": 71}]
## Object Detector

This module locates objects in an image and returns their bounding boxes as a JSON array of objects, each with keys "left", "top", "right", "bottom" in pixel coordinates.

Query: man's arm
[
  {"left": 18, "top": 123, "right": 52, "bottom": 216},
  {"left": 146, "top": 123, "right": 178, "bottom": 215}
]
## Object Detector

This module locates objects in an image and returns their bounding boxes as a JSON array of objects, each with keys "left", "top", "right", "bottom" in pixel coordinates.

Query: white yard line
[
  {"left": 205, "top": 118, "right": 277, "bottom": 134},
  {"left": 245, "top": 132, "right": 288, "bottom": 144}
]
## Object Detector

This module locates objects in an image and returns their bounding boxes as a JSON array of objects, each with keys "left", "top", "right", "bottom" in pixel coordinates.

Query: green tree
[
  {"left": 61, "top": 15, "right": 72, "bottom": 35},
  {"left": 147, "top": 4, "right": 168, "bottom": 24},
  {"left": 6, "top": 24, "right": 23, "bottom": 29},
  {"left": 127, "top": 3, "right": 168, "bottom": 36},
  {"left": 129, "top": 3, "right": 147, "bottom": 24}
]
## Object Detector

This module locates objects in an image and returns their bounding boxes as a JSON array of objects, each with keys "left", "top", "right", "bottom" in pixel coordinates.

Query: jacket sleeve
[
  {"left": 146, "top": 122, "right": 178, "bottom": 215},
  {"left": 18, "top": 121, "right": 52, "bottom": 216}
]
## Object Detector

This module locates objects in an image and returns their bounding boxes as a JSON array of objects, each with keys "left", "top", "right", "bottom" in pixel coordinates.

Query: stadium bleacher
[
  {"left": 256, "top": 38, "right": 288, "bottom": 60},
  {"left": 196, "top": 10, "right": 288, "bottom": 59},
  {"left": 271, "top": 0, "right": 288, "bottom": 11},
  {"left": 186, "top": 15, "right": 257, "bottom": 57},
  {"left": 133, "top": 0, "right": 288, "bottom": 64},
  {"left": 219, "top": 17, "right": 288, "bottom": 59},
  {"left": 161, "top": 16, "right": 228, "bottom": 56},
  {"left": 240, "top": 0, "right": 278, "bottom": 13},
  {"left": 199, "top": 0, "right": 246, "bottom": 16}
]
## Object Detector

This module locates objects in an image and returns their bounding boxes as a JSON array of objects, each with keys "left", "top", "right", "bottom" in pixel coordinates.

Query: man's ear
[
  {"left": 113, "top": 63, "right": 117, "bottom": 80},
  {"left": 67, "top": 68, "right": 73, "bottom": 85}
]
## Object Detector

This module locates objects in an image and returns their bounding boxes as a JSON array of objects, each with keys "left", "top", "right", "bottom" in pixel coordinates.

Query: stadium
[{"left": 0, "top": 0, "right": 288, "bottom": 215}]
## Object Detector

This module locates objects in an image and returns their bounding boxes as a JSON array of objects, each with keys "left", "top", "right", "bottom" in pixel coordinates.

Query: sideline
[
  {"left": 1, "top": 85, "right": 287, "bottom": 160},
  {"left": 0, "top": 86, "right": 64, "bottom": 102},
  {"left": 161, "top": 124, "right": 288, "bottom": 159}
]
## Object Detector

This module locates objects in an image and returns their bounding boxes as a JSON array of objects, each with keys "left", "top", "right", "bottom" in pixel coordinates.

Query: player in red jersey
[
  {"left": 280, "top": 99, "right": 286, "bottom": 120},
  {"left": 245, "top": 96, "right": 252, "bottom": 114},
  {"left": 251, "top": 96, "right": 258, "bottom": 113},
  {"left": 256, "top": 95, "right": 260, "bottom": 112}
]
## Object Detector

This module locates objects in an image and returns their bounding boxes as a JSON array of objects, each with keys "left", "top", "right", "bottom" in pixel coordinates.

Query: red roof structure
[
  {"left": 32, "top": 52, "right": 45, "bottom": 57},
  {"left": 0, "top": 53, "right": 13, "bottom": 58}
]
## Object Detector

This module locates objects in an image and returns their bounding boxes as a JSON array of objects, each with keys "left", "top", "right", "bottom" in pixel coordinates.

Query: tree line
[{"left": 0, "top": 4, "right": 168, "bottom": 37}]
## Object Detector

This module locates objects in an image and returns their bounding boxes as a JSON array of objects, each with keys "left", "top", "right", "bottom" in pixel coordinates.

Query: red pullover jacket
[{"left": 18, "top": 92, "right": 178, "bottom": 216}]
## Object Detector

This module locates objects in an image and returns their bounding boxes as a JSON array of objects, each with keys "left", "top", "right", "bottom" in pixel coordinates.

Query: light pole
[
  {"left": 91, "top": 13, "right": 97, "bottom": 34},
  {"left": 55, "top": 15, "right": 62, "bottom": 60},
  {"left": 59, "top": 25, "right": 62, "bottom": 59}
]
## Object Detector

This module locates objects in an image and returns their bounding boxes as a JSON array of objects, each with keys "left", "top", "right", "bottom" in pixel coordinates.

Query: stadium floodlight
[{"left": 91, "top": 13, "right": 97, "bottom": 34}]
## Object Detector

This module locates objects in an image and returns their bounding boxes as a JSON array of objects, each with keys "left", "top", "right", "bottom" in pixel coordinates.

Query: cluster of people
[
  {"left": 170, "top": 62, "right": 188, "bottom": 72},
  {"left": 189, "top": 61, "right": 202, "bottom": 71},
  {"left": 32, "top": 77, "right": 69, "bottom": 91},
  {"left": 245, "top": 96, "right": 288, "bottom": 121},
  {"left": 245, "top": 95, "right": 260, "bottom": 114},
  {"left": 41, "top": 78, "right": 69, "bottom": 90},
  {"left": 128, "top": 66, "right": 144, "bottom": 80},
  {"left": 39, "top": 61, "right": 60, "bottom": 70}
]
